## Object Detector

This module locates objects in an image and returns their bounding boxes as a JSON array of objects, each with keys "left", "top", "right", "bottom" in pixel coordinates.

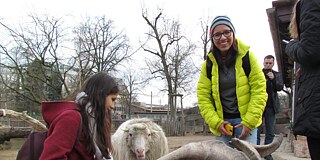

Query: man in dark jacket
[
  {"left": 257, "top": 55, "right": 283, "bottom": 160},
  {"left": 286, "top": 0, "right": 320, "bottom": 159}
]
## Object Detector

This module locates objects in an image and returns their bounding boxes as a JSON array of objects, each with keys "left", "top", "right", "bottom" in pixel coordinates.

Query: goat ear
[{"left": 122, "top": 127, "right": 129, "bottom": 132}]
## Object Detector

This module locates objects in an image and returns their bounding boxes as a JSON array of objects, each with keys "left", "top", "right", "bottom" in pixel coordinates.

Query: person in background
[
  {"left": 286, "top": 0, "right": 320, "bottom": 159},
  {"left": 197, "top": 15, "right": 267, "bottom": 146},
  {"left": 40, "top": 72, "right": 119, "bottom": 160},
  {"left": 257, "top": 55, "right": 283, "bottom": 160}
]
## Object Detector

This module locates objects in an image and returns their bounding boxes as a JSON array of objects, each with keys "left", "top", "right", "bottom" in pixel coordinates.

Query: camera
[
  {"left": 225, "top": 123, "right": 233, "bottom": 136},
  {"left": 263, "top": 69, "right": 272, "bottom": 79}
]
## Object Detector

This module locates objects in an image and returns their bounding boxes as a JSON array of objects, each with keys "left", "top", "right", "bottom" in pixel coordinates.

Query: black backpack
[
  {"left": 206, "top": 51, "right": 251, "bottom": 80},
  {"left": 16, "top": 112, "right": 82, "bottom": 160}
]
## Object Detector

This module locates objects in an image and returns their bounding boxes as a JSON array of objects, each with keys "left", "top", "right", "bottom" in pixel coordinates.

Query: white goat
[{"left": 112, "top": 118, "right": 168, "bottom": 160}]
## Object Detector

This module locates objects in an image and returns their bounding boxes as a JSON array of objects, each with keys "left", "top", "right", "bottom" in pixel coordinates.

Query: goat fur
[{"left": 112, "top": 118, "right": 168, "bottom": 160}]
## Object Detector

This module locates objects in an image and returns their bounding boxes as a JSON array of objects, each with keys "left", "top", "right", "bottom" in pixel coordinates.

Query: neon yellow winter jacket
[{"left": 197, "top": 39, "right": 267, "bottom": 136}]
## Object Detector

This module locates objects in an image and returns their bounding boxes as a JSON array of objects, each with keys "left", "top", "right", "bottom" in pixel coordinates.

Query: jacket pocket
[{"left": 293, "top": 88, "right": 312, "bottom": 135}]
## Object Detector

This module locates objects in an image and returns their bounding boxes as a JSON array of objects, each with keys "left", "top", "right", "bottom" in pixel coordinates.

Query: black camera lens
[
  {"left": 263, "top": 69, "right": 270, "bottom": 74},
  {"left": 263, "top": 69, "right": 271, "bottom": 79}
]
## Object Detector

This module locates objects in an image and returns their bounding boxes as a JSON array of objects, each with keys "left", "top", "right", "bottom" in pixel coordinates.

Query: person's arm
[
  {"left": 40, "top": 110, "right": 81, "bottom": 160},
  {"left": 241, "top": 52, "right": 267, "bottom": 130},
  {"left": 197, "top": 60, "right": 223, "bottom": 134},
  {"left": 272, "top": 71, "right": 284, "bottom": 92},
  {"left": 285, "top": 0, "right": 320, "bottom": 66}
]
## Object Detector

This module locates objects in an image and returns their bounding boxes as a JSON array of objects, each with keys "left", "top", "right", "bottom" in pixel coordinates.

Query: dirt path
[
  {"left": 0, "top": 135, "right": 215, "bottom": 160},
  {"left": 0, "top": 138, "right": 24, "bottom": 160},
  {"left": 167, "top": 135, "right": 215, "bottom": 152}
]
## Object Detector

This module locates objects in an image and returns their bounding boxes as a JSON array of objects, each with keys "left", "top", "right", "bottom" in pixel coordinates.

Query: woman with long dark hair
[{"left": 40, "top": 72, "right": 119, "bottom": 159}]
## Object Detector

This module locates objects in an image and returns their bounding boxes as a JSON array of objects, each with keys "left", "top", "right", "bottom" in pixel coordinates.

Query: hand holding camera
[{"left": 263, "top": 69, "right": 274, "bottom": 80}]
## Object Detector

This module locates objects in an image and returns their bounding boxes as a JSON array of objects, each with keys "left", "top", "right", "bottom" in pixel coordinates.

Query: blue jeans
[
  {"left": 216, "top": 118, "right": 257, "bottom": 147},
  {"left": 257, "top": 106, "right": 275, "bottom": 145}
]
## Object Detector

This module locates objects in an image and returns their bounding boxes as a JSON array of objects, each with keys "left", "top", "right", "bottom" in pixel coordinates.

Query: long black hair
[{"left": 71, "top": 72, "right": 119, "bottom": 158}]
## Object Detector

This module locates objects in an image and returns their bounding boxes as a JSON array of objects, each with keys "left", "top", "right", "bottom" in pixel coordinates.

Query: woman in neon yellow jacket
[{"left": 197, "top": 15, "right": 267, "bottom": 145}]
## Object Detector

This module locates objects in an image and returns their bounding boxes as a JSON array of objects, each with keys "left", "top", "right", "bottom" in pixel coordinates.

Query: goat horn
[
  {"left": 252, "top": 133, "right": 283, "bottom": 157},
  {"left": 158, "top": 140, "right": 249, "bottom": 160},
  {"left": 230, "top": 133, "right": 283, "bottom": 158},
  {"left": 121, "top": 127, "right": 129, "bottom": 132}
]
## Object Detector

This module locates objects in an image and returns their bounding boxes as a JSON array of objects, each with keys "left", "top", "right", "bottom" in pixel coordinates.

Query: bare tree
[
  {"left": 73, "top": 16, "right": 132, "bottom": 85},
  {"left": 200, "top": 20, "right": 210, "bottom": 60},
  {"left": 142, "top": 11, "right": 197, "bottom": 135},
  {"left": 118, "top": 67, "right": 149, "bottom": 119},
  {"left": 0, "top": 13, "right": 135, "bottom": 116},
  {"left": 0, "top": 13, "right": 74, "bottom": 114}
]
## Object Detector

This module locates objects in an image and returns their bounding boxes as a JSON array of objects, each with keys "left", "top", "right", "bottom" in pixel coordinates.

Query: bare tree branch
[
  {"left": 141, "top": 10, "right": 197, "bottom": 135},
  {"left": 0, "top": 13, "right": 71, "bottom": 114},
  {"left": 73, "top": 16, "right": 132, "bottom": 83}
]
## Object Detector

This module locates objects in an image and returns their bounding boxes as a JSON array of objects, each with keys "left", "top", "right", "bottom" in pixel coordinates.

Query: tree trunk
[{"left": 0, "top": 127, "right": 32, "bottom": 144}]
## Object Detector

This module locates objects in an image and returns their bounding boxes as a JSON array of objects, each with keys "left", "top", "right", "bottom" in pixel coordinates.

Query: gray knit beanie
[{"left": 210, "top": 15, "right": 236, "bottom": 37}]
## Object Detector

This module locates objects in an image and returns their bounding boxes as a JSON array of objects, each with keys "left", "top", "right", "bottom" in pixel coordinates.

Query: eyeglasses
[{"left": 212, "top": 30, "right": 233, "bottom": 40}]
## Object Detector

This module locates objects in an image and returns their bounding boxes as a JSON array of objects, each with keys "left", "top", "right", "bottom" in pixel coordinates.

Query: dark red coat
[{"left": 40, "top": 101, "right": 93, "bottom": 160}]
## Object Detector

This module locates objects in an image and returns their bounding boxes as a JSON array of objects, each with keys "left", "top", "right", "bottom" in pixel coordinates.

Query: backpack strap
[
  {"left": 205, "top": 51, "right": 251, "bottom": 80},
  {"left": 206, "top": 56, "right": 213, "bottom": 80},
  {"left": 205, "top": 57, "right": 215, "bottom": 110},
  {"left": 205, "top": 51, "right": 251, "bottom": 111},
  {"left": 242, "top": 51, "right": 251, "bottom": 77},
  {"left": 73, "top": 111, "right": 82, "bottom": 148}
]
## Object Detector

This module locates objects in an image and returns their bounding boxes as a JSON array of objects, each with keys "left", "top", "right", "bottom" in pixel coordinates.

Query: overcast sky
[{"left": 0, "top": 0, "right": 276, "bottom": 107}]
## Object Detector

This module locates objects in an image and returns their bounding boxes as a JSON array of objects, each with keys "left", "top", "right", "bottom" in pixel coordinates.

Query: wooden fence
[
  {"left": 1, "top": 114, "right": 210, "bottom": 136},
  {"left": 1, "top": 110, "right": 289, "bottom": 136}
]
